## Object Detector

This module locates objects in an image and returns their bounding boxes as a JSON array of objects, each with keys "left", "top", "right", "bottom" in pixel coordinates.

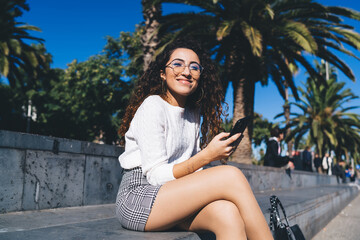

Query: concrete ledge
[
  {"left": 313, "top": 192, "right": 360, "bottom": 239},
  {"left": 2, "top": 130, "right": 338, "bottom": 214},
  {"left": 0, "top": 204, "right": 200, "bottom": 240},
  {"left": 256, "top": 185, "right": 359, "bottom": 239},
  {"left": 207, "top": 161, "right": 339, "bottom": 192},
  {"left": 1, "top": 130, "right": 358, "bottom": 239},
  {"left": 0, "top": 130, "right": 123, "bottom": 157},
  {"left": 0, "top": 130, "right": 123, "bottom": 213},
  {"left": 0, "top": 185, "right": 358, "bottom": 240}
]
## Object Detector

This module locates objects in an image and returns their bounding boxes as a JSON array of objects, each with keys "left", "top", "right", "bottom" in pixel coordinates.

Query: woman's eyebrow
[
  {"left": 171, "top": 58, "right": 185, "bottom": 62},
  {"left": 171, "top": 58, "right": 200, "bottom": 64}
]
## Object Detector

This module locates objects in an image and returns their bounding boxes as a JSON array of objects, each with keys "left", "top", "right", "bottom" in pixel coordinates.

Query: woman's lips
[{"left": 178, "top": 79, "right": 192, "bottom": 85}]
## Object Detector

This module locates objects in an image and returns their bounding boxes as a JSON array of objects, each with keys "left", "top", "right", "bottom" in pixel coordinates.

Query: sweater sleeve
[{"left": 132, "top": 99, "right": 175, "bottom": 186}]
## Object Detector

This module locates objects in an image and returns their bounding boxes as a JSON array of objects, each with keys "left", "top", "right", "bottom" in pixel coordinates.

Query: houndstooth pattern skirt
[{"left": 116, "top": 167, "right": 161, "bottom": 231}]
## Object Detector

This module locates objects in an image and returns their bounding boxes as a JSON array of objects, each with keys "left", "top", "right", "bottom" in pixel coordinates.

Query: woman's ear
[{"left": 160, "top": 70, "right": 166, "bottom": 81}]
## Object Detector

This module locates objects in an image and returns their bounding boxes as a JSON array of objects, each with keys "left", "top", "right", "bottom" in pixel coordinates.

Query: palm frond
[
  {"left": 240, "top": 21, "right": 263, "bottom": 56},
  {"left": 284, "top": 21, "right": 317, "bottom": 53}
]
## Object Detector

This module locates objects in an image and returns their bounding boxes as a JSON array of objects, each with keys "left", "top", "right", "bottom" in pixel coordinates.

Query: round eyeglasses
[{"left": 165, "top": 59, "right": 203, "bottom": 77}]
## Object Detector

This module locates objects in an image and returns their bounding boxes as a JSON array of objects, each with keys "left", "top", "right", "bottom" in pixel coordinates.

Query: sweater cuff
[{"left": 147, "top": 163, "right": 175, "bottom": 186}]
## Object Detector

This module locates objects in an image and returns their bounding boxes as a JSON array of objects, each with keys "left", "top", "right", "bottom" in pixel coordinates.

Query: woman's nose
[{"left": 181, "top": 65, "right": 191, "bottom": 76}]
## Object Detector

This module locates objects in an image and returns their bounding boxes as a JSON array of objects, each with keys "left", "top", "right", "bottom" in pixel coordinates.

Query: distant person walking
[
  {"left": 314, "top": 153, "right": 322, "bottom": 173},
  {"left": 302, "top": 146, "right": 312, "bottom": 172},
  {"left": 322, "top": 153, "right": 333, "bottom": 175}
]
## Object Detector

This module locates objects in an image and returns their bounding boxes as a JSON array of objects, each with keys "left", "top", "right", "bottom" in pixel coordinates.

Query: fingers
[
  {"left": 225, "top": 146, "right": 233, "bottom": 154},
  {"left": 216, "top": 132, "right": 230, "bottom": 140},
  {"left": 225, "top": 133, "right": 242, "bottom": 144},
  {"left": 231, "top": 133, "right": 242, "bottom": 141},
  {"left": 209, "top": 132, "right": 241, "bottom": 161}
]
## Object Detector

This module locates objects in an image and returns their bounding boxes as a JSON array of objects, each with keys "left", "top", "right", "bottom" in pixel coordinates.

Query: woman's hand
[
  {"left": 288, "top": 161, "right": 295, "bottom": 170},
  {"left": 203, "top": 132, "right": 242, "bottom": 162},
  {"left": 173, "top": 132, "right": 241, "bottom": 178}
]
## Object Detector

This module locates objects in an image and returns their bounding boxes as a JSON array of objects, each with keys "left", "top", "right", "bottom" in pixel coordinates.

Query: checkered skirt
[{"left": 116, "top": 167, "right": 161, "bottom": 231}]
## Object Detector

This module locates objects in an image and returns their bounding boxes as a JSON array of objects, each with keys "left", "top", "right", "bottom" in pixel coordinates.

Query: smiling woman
[
  {"left": 116, "top": 38, "right": 273, "bottom": 239},
  {"left": 160, "top": 48, "right": 202, "bottom": 107}
]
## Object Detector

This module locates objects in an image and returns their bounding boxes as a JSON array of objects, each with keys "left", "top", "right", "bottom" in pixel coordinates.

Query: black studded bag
[{"left": 269, "top": 195, "right": 306, "bottom": 240}]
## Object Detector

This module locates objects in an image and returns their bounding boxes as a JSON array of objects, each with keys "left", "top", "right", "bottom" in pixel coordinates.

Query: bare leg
[
  {"left": 145, "top": 165, "right": 273, "bottom": 240},
  {"left": 178, "top": 200, "right": 247, "bottom": 240}
]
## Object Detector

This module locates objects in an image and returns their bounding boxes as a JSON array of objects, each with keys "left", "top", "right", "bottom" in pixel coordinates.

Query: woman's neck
[{"left": 164, "top": 91, "right": 186, "bottom": 108}]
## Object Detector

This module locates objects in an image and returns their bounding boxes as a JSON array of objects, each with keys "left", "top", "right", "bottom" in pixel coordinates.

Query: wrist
[{"left": 200, "top": 148, "right": 213, "bottom": 165}]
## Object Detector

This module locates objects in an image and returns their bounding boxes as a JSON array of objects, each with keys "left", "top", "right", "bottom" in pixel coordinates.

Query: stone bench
[
  {"left": 0, "top": 130, "right": 359, "bottom": 239},
  {"left": 1, "top": 165, "right": 358, "bottom": 239},
  {"left": 219, "top": 161, "right": 359, "bottom": 239}
]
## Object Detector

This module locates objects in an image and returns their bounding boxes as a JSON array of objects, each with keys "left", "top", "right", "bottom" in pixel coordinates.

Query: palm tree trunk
[
  {"left": 283, "top": 83, "right": 293, "bottom": 156},
  {"left": 141, "top": 0, "right": 161, "bottom": 71},
  {"left": 231, "top": 78, "right": 255, "bottom": 164}
]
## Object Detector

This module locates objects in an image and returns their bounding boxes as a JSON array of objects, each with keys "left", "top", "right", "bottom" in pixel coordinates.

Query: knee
[
  {"left": 212, "top": 165, "right": 253, "bottom": 198},
  {"left": 209, "top": 201, "right": 245, "bottom": 230},
  {"left": 219, "top": 201, "right": 243, "bottom": 225},
  {"left": 216, "top": 165, "right": 248, "bottom": 184}
]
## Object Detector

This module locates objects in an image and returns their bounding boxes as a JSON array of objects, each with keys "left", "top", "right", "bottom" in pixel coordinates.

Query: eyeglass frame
[{"left": 165, "top": 59, "right": 204, "bottom": 76}]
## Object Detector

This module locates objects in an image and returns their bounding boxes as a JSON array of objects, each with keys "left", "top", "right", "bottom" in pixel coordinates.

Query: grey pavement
[
  {"left": 0, "top": 204, "right": 201, "bottom": 240},
  {"left": 0, "top": 185, "right": 358, "bottom": 240},
  {"left": 312, "top": 183, "right": 360, "bottom": 240}
]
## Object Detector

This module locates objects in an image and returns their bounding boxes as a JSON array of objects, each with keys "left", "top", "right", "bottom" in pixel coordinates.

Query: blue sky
[{"left": 19, "top": 0, "right": 360, "bottom": 122}]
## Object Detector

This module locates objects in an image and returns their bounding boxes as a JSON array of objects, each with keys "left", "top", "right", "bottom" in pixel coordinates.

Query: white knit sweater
[{"left": 119, "top": 95, "right": 201, "bottom": 186}]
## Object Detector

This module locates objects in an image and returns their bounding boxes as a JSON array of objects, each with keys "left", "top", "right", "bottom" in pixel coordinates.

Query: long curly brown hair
[{"left": 119, "top": 38, "right": 225, "bottom": 148}]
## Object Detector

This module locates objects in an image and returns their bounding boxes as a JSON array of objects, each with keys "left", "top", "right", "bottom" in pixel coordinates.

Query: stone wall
[
  {"left": 207, "top": 161, "right": 339, "bottom": 192},
  {"left": 0, "top": 130, "right": 340, "bottom": 214},
  {"left": 0, "top": 130, "right": 123, "bottom": 213}
]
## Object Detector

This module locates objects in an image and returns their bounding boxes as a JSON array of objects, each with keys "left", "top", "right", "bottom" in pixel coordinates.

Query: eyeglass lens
[{"left": 168, "top": 59, "right": 203, "bottom": 76}]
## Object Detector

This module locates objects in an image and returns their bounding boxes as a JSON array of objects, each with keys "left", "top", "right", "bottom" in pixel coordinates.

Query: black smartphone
[
  {"left": 220, "top": 116, "right": 252, "bottom": 164},
  {"left": 229, "top": 116, "right": 251, "bottom": 138}
]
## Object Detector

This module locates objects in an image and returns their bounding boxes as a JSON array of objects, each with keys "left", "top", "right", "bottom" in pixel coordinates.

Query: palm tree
[
  {"left": 252, "top": 112, "right": 274, "bottom": 148},
  {"left": 283, "top": 61, "right": 360, "bottom": 162},
  {"left": 283, "top": 62, "right": 299, "bottom": 155},
  {"left": 154, "top": 0, "right": 360, "bottom": 164},
  {"left": 141, "top": 0, "right": 162, "bottom": 71},
  {"left": 334, "top": 117, "right": 360, "bottom": 163},
  {"left": 0, "top": 0, "right": 45, "bottom": 90}
]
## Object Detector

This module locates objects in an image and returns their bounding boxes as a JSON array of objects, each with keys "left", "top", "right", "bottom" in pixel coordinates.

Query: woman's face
[
  {"left": 279, "top": 133, "right": 284, "bottom": 140},
  {"left": 160, "top": 48, "right": 201, "bottom": 106}
]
